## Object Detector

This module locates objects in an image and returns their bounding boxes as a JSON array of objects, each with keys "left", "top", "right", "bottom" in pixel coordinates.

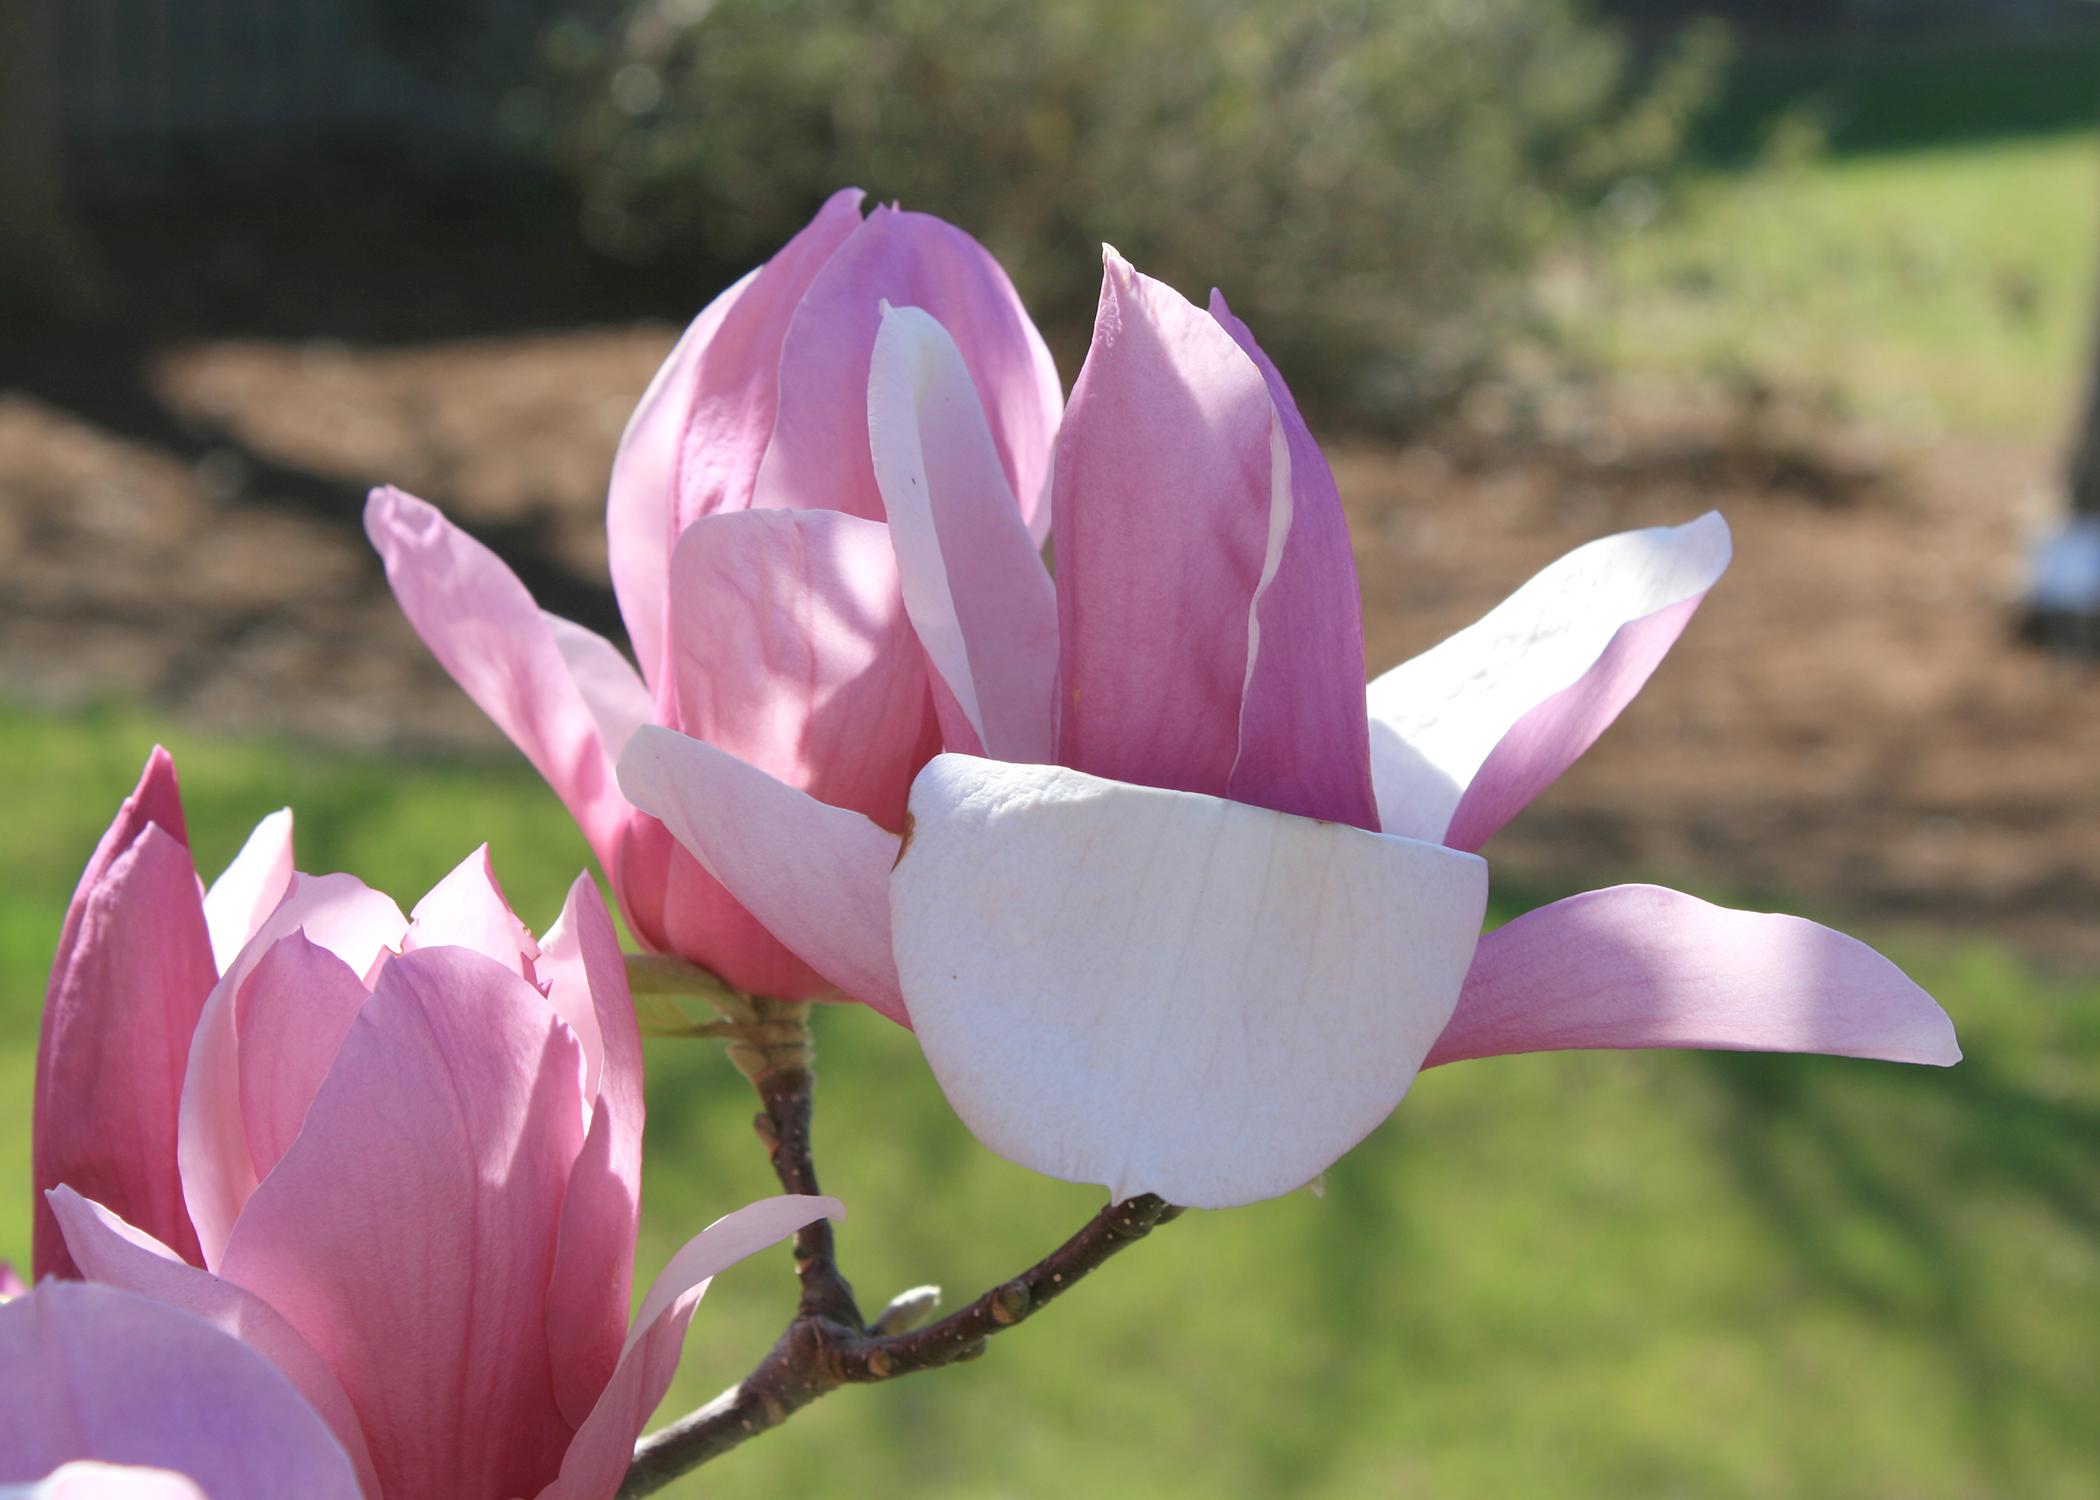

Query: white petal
[
  {"left": 1366, "top": 513, "right": 1730, "bottom": 846},
  {"left": 891, "top": 756, "right": 1489, "bottom": 1208}
]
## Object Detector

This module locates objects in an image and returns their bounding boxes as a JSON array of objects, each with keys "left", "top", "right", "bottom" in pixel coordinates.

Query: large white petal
[
  {"left": 1367, "top": 513, "right": 1730, "bottom": 848},
  {"left": 891, "top": 756, "right": 1489, "bottom": 1208}
]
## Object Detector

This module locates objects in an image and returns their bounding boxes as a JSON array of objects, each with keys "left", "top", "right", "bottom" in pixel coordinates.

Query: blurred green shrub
[{"left": 518, "top": 0, "right": 1723, "bottom": 417}]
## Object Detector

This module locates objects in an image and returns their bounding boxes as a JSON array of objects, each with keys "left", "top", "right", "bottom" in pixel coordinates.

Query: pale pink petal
[
  {"left": 401, "top": 844, "right": 539, "bottom": 977},
  {"left": 218, "top": 947, "right": 587, "bottom": 1500},
  {"left": 754, "top": 204, "right": 1062, "bottom": 539},
  {"left": 892, "top": 755, "right": 1489, "bottom": 1208},
  {"left": 544, "top": 612, "right": 653, "bottom": 764},
  {"left": 869, "top": 303, "right": 1059, "bottom": 763},
  {"left": 536, "top": 1196, "right": 844, "bottom": 1500},
  {"left": 0, "top": 1281, "right": 362, "bottom": 1500},
  {"left": 1367, "top": 513, "right": 1731, "bottom": 849},
  {"left": 35, "top": 824, "right": 214, "bottom": 1279},
  {"left": 10, "top": 1460, "right": 208, "bottom": 1498},
  {"left": 1208, "top": 291, "right": 1379, "bottom": 830},
  {"left": 1424, "top": 885, "right": 1960, "bottom": 1070},
  {"left": 201, "top": 809, "right": 293, "bottom": 974},
  {"left": 365, "top": 485, "right": 630, "bottom": 872},
  {"left": 1052, "top": 251, "right": 1276, "bottom": 800},
  {"left": 0, "top": 1264, "right": 21, "bottom": 1300},
  {"left": 229, "top": 936, "right": 371, "bottom": 1184},
  {"left": 180, "top": 873, "right": 406, "bottom": 1270},
  {"left": 665, "top": 507, "right": 938, "bottom": 829},
  {"left": 46, "top": 1189, "right": 380, "bottom": 1498},
  {"left": 541, "top": 875, "right": 647, "bottom": 1428},
  {"left": 619, "top": 727, "right": 907, "bottom": 1024}
]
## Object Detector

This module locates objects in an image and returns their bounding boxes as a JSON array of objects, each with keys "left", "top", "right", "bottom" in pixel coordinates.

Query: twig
[
  {"left": 618, "top": 1193, "right": 1177, "bottom": 1498},
  {"left": 616, "top": 960, "right": 1178, "bottom": 1498}
]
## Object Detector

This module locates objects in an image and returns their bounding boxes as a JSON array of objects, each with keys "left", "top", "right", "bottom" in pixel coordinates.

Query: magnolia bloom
[
  {"left": 621, "top": 250, "right": 1958, "bottom": 1211},
  {"left": 367, "top": 188, "right": 1059, "bottom": 1015},
  {"left": 0, "top": 1280, "right": 362, "bottom": 1499},
  {"left": 33, "top": 747, "right": 292, "bottom": 1280},
  {"left": 37, "top": 763, "right": 840, "bottom": 1500}
]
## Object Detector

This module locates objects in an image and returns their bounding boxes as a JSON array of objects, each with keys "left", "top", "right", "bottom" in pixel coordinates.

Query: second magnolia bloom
[
  {"left": 620, "top": 243, "right": 1958, "bottom": 1210},
  {"left": 35, "top": 753, "right": 838, "bottom": 1500}
]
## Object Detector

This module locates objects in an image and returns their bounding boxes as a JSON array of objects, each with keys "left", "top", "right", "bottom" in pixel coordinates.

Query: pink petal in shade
[
  {"left": 35, "top": 824, "right": 216, "bottom": 1279},
  {"left": 891, "top": 755, "right": 1489, "bottom": 1208},
  {"left": 0, "top": 1280, "right": 363, "bottom": 1500},
  {"left": 46, "top": 1188, "right": 381, "bottom": 1499},
  {"left": 1424, "top": 884, "right": 1960, "bottom": 1070},
  {"left": 201, "top": 808, "right": 294, "bottom": 974},
  {"left": 537, "top": 1195, "right": 844, "bottom": 1500},
  {"left": 618, "top": 727, "right": 908, "bottom": 1024},
  {"left": 664, "top": 507, "right": 937, "bottom": 829},
  {"left": 217, "top": 947, "right": 588, "bottom": 1500},
  {"left": 541, "top": 875, "right": 648, "bottom": 1428},
  {"left": 755, "top": 204, "right": 1063, "bottom": 540},
  {"left": 1367, "top": 513, "right": 1731, "bottom": 848},
  {"left": 1207, "top": 291, "right": 1379, "bottom": 831},
  {"left": 364, "top": 486, "right": 632, "bottom": 873},
  {"left": 868, "top": 302, "right": 1058, "bottom": 763},
  {"left": 1052, "top": 251, "right": 1276, "bottom": 801}
]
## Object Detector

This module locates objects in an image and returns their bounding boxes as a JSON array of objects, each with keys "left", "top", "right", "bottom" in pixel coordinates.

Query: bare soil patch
[{"left": 3, "top": 326, "right": 2093, "bottom": 966}]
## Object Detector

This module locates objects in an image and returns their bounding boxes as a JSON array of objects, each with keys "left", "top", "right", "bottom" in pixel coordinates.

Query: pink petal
[
  {"left": 0, "top": 1280, "right": 362, "bottom": 1499},
  {"left": 754, "top": 204, "right": 1062, "bottom": 540},
  {"left": 0, "top": 1264, "right": 22, "bottom": 1300},
  {"left": 608, "top": 189, "right": 868, "bottom": 683},
  {"left": 201, "top": 809, "right": 294, "bottom": 974},
  {"left": 1208, "top": 291, "right": 1379, "bottom": 830},
  {"left": 543, "top": 612, "right": 653, "bottom": 764},
  {"left": 1424, "top": 884, "right": 1960, "bottom": 1069},
  {"left": 1052, "top": 251, "right": 1275, "bottom": 800},
  {"left": 218, "top": 947, "right": 588, "bottom": 1500},
  {"left": 869, "top": 303, "right": 1059, "bottom": 763},
  {"left": 179, "top": 873, "right": 406, "bottom": 1270},
  {"left": 230, "top": 936, "right": 371, "bottom": 1185},
  {"left": 1367, "top": 514, "right": 1731, "bottom": 849},
  {"left": 892, "top": 755, "right": 1489, "bottom": 1208},
  {"left": 619, "top": 727, "right": 908, "bottom": 1024},
  {"left": 665, "top": 507, "right": 938, "bottom": 829},
  {"left": 401, "top": 844, "right": 539, "bottom": 978},
  {"left": 613, "top": 812, "right": 832, "bottom": 1001},
  {"left": 541, "top": 876, "right": 647, "bottom": 1428},
  {"left": 365, "top": 485, "right": 631, "bottom": 873},
  {"left": 536, "top": 1195, "right": 844, "bottom": 1500},
  {"left": 35, "top": 823, "right": 214, "bottom": 1279},
  {"left": 46, "top": 1188, "right": 381, "bottom": 1498}
]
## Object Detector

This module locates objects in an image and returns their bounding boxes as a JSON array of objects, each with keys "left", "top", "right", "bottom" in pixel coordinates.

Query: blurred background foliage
[{"left": 496, "top": 0, "right": 1724, "bottom": 413}]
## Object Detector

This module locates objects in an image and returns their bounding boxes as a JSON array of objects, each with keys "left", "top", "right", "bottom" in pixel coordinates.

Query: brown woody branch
[{"left": 616, "top": 986, "right": 1177, "bottom": 1499}]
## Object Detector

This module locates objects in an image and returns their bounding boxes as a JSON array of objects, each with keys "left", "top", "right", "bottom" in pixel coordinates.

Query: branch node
[{"left": 989, "top": 1280, "right": 1031, "bottom": 1325}]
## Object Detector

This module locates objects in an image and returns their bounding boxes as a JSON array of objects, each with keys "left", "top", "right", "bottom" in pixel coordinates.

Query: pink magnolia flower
[
  {"left": 619, "top": 250, "right": 1958, "bottom": 1211},
  {"left": 33, "top": 747, "right": 292, "bottom": 1280},
  {"left": 37, "top": 765, "right": 839, "bottom": 1500},
  {"left": 367, "top": 188, "right": 1060, "bottom": 1017},
  {"left": 0, "top": 1279, "right": 362, "bottom": 1499}
]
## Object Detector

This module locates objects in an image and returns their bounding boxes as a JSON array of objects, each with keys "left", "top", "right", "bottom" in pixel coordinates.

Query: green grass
[
  {"left": 5, "top": 697, "right": 2098, "bottom": 1498},
  {"left": 1564, "top": 131, "right": 2100, "bottom": 439}
]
